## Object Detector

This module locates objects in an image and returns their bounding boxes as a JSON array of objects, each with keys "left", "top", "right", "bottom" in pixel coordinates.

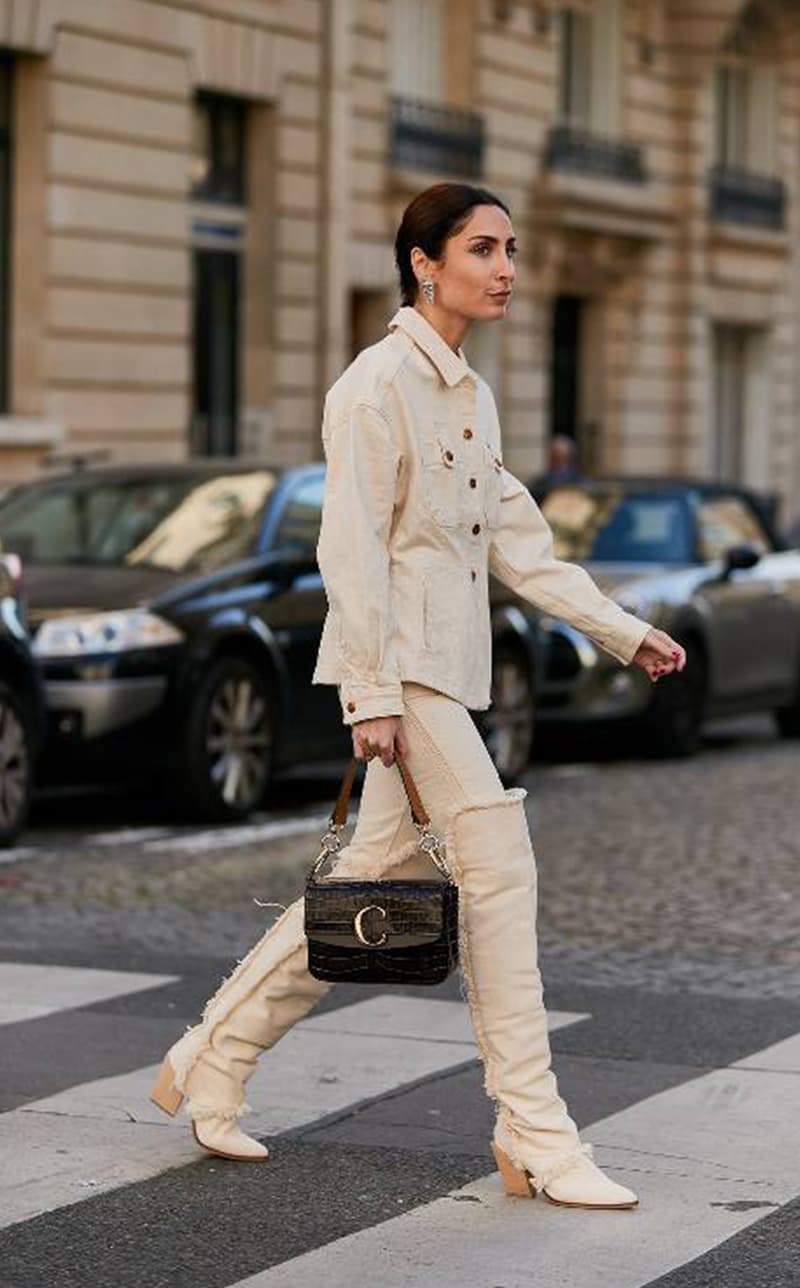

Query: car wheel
[
  {"left": 774, "top": 662, "right": 800, "bottom": 738},
  {"left": 0, "top": 682, "right": 34, "bottom": 847},
  {"left": 640, "top": 639, "right": 706, "bottom": 759},
  {"left": 477, "top": 642, "right": 536, "bottom": 784},
  {"left": 177, "top": 656, "right": 274, "bottom": 822}
]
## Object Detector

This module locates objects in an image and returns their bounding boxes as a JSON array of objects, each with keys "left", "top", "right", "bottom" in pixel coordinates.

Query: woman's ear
[{"left": 409, "top": 245, "right": 429, "bottom": 285}]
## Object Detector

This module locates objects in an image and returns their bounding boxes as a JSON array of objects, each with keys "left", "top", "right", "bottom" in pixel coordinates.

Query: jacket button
[
  {"left": 444, "top": 449, "right": 454, "bottom": 462},
  {"left": 469, "top": 476, "right": 476, "bottom": 488},
  {"left": 463, "top": 427, "right": 473, "bottom": 439},
  {"left": 346, "top": 701, "right": 356, "bottom": 713},
  {"left": 472, "top": 522, "right": 481, "bottom": 535}
]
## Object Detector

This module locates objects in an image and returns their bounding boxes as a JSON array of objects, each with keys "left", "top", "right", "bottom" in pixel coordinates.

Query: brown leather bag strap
[
  {"left": 310, "top": 751, "right": 450, "bottom": 882},
  {"left": 330, "top": 752, "right": 429, "bottom": 828}
]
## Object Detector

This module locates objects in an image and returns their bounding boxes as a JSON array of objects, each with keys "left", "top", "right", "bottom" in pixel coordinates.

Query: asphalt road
[{"left": 1, "top": 714, "right": 798, "bottom": 1288}]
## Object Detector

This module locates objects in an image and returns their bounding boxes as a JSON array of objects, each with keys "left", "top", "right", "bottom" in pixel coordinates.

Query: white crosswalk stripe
[
  {"left": 231, "top": 1032, "right": 800, "bottom": 1288},
  {"left": 0, "top": 960, "right": 585, "bottom": 1229},
  {"left": 2, "top": 958, "right": 797, "bottom": 1288},
  {"left": 0, "top": 962, "right": 179, "bottom": 1025}
]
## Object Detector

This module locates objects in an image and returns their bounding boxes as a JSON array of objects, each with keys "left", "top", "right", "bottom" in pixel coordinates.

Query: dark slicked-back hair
[{"left": 394, "top": 182, "right": 511, "bottom": 306}]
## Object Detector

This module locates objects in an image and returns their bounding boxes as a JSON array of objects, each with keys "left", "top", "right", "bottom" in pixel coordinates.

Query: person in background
[{"left": 528, "top": 434, "right": 582, "bottom": 502}]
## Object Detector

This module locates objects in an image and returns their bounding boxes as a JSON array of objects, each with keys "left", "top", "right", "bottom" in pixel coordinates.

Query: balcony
[
  {"left": 389, "top": 96, "right": 485, "bottom": 180},
  {"left": 534, "top": 125, "right": 670, "bottom": 248},
  {"left": 709, "top": 165, "right": 786, "bottom": 231},
  {"left": 544, "top": 124, "right": 647, "bottom": 185}
]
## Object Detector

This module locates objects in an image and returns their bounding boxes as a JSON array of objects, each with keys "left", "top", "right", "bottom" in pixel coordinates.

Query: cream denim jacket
[{"left": 312, "top": 305, "right": 652, "bottom": 726}]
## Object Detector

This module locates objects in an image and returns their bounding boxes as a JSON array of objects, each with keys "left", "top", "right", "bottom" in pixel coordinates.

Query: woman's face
[{"left": 414, "top": 203, "right": 516, "bottom": 321}]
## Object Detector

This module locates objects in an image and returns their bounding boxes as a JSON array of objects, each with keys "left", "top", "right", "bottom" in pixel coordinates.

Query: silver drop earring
[{"left": 421, "top": 277, "right": 435, "bottom": 305}]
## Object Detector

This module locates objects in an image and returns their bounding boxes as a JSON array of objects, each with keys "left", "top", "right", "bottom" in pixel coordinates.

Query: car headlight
[{"left": 33, "top": 609, "right": 184, "bottom": 658}]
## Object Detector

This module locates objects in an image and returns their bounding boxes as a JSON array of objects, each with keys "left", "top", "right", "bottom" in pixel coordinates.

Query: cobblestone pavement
[{"left": 1, "top": 715, "right": 797, "bottom": 999}]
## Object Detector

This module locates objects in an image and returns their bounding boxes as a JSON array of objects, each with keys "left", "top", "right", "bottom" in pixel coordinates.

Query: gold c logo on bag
[{"left": 354, "top": 904, "right": 388, "bottom": 946}]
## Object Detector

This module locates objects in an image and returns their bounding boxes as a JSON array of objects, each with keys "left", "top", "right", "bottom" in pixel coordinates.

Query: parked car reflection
[
  {"left": 529, "top": 477, "right": 800, "bottom": 756},
  {"left": 0, "top": 461, "right": 541, "bottom": 821}
]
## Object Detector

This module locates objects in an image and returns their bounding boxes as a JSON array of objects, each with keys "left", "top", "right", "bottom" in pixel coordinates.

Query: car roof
[
  {"left": 533, "top": 474, "right": 769, "bottom": 501},
  {"left": 6, "top": 458, "right": 324, "bottom": 489}
]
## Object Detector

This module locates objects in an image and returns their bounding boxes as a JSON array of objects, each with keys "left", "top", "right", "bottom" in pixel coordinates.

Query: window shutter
[
  {"left": 558, "top": 8, "right": 592, "bottom": 128},
  {"left": 590, "top": 0, "right": 621, "bottom": 136},
  {"left": 747, "top": 65, "right": 778, "bottom": 175},
  {"left": 391, "top": 0, "right": 444, "bottom": 102}
]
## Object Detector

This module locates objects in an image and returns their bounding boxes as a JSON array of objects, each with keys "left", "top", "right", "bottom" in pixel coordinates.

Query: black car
[
  {"left": 0, "top": 553, "right": 45, "bottom": 845},
  {"left": 0, "top": 462, "right": 541, "bottom": 821}
]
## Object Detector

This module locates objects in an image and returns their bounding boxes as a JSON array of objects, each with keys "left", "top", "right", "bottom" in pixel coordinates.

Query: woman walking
[{"left": 151, "top": 183, "right": 686, "bottom": 1210}]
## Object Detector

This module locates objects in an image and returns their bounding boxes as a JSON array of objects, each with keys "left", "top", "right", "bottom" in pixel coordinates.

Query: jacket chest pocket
[
  {"left": 418, "top": 423, "right": 463, "bottom": 528},
  {"left": 481, "top": 443, "right": 503, "bottom": 529}
]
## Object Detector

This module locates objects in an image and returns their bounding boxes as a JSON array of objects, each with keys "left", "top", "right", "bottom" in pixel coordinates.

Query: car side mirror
[{"left": 721, "top": 544, "right": 761, "bottom": 577}]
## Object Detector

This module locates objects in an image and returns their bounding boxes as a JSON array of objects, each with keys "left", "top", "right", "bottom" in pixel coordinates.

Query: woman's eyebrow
[{"left": 467, "top": 234, "right": 517, "bottom": 244}]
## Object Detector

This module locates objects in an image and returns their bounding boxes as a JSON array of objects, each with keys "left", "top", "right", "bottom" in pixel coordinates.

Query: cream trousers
[{"left": 169, "top": 680, "right": 585, "bottom": 1185}]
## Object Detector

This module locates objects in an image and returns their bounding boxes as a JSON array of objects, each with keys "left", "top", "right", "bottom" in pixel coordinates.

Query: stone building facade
[{"left": 1, "top": 0, "right": 799, "bottom": 527}]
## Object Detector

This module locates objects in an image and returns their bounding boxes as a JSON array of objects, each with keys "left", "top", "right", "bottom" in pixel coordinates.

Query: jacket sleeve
[
  {"left": 316, "top": 401, "right": 405, "bottom": 726},
  {"left": 488, "top": 467, "right": 653, "bottom": 665}
]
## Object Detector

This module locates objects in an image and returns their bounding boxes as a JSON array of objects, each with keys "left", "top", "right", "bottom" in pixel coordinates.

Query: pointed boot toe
[
  {"left": 492, "top": 1124, "right": 637, "bottom": 1211},
  {"left": 541, "top": 1154, "right": 638, "bottom": 1210},
  {"left": 191, "top": 1117, "right": 269, "bottom": 1162}
]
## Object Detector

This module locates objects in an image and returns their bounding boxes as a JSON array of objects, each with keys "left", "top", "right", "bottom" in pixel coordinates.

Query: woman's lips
[{"left": 489, "top": 291, "right": 512, "bottom": 299}]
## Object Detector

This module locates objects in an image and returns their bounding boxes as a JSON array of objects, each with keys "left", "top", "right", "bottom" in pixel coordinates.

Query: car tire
[
  {"left": 476, "top": 641, "right": 536, "bottom": 784},
  {"left": 0, "top": 681, "right": 34, "bottom": 847},
  {"left": 640, "top": 639, "right": 706, "bottom": 759},
  {"left": 774, "top": 663, "right": 800, "bottom": 739},
  {"left": 175, "top": 656, "right": 274, "bottom": 822}
]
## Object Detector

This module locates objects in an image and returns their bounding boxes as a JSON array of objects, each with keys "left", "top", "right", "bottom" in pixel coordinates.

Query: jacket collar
[{"left": 388, "top": 306, "right": 475, "bottom": 388}]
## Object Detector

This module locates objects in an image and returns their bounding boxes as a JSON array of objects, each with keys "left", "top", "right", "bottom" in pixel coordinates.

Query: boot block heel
[
  {"left": 151, "top": 1055, "right": 184, "bottom": 1117},
  {"left": 491, "top": 1140, "right": 535, "bottom": 1198}
]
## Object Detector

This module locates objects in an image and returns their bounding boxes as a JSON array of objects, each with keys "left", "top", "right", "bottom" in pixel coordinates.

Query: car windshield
[
  {"left": 0, "top": 471, "right": 277, "bottom": 574},
  {"left": 540, "top": 487, "right": 693, "bottom": 562}
]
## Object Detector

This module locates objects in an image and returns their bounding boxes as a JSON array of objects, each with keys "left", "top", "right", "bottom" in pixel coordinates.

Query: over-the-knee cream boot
[
  {"left": 444, "top": 787, "right": 637, "bottom": 1210},
  {"left": 150, "top": 827, "right": 428, "bottom": 1161},
  {"left": 151, "top": 900, "right": 331, "bottom": 1161}
]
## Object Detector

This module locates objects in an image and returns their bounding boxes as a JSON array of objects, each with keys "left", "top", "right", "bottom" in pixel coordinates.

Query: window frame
[{"left": 190, "top": 90, "right": 247, "bottom": 206}]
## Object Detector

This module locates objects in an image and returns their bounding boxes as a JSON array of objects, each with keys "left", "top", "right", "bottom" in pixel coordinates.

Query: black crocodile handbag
[{"left": 304, "top": 753, "right": 459, "bottom": 985}]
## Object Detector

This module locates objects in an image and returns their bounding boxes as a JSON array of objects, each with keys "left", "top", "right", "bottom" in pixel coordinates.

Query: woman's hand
[
  {"left": 352, "top": 715, "right": 409, "bottom": 767},
  {"left": 632, "top": 628, "right": 687, "bottom": 682}
]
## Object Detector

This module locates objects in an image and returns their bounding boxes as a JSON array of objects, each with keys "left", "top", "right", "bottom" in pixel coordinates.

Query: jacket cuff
[
  {"left": 339, "top": 681, "right": 405, "bottom": 726},
  {"left": 597, "top": 614, "right": 653, "bottom": 666}
]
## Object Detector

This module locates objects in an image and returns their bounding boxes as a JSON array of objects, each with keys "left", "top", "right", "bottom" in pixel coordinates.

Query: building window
[
  {"left": 190, "top": 93, "right": 248, "bottom": 456},
  {"left": 713, "top": 62, "right": 778, "bottom": 173},
  {"left": 388, "top": 0, "right": 484, "bottom": 178},
  {"left": 0, "top": 53, "right": 13, "bottom": 413},
  {"left": 558, "top": 9, "right": 592, "bottom": 129},
  {"left": 712, "top": 324, "right": 768, "bottom": 485},
  {"left": 557, "top": 1, "right": 621, "bottom": 136},
  {"left": 390, "top": 0, "right": 445, "bottom": 102},
  {"left": 714, "top": 66, "right": 749, "bottom": 169},
  {"left": 710, "top": 60, "right": 782, "bottom": 227},
  {"left": 190, "top": 92, "right": 247, "bottom": 205}
]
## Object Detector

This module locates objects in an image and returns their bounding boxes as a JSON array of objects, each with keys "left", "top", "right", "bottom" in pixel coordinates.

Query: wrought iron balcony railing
[
  {"left": 544, "top": 124, "right": 647, "bottom": 184},
  {"left": 709, "top": 165, "right": 786, "bottom": 231},
  {"left": 390, "top": 95, "right": 485, "bottom": 180}
]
